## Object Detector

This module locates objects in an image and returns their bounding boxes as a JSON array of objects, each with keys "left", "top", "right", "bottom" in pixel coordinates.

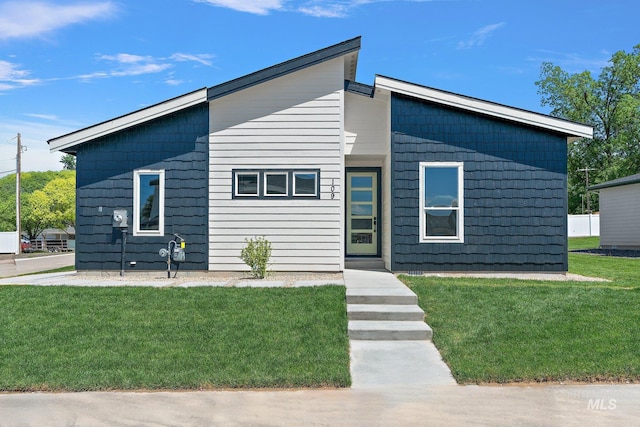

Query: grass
[
  {"left": 399, "top": 238, "right": 640, "bottom": 384},
  {"left": 0, "top": 286, "right": 350, "bottom": 392},
  {"left": 568, "top": 236, "right": 599, "bottom": 250},
  {"left": 19, "top": 265, "right": 75, "bottom": 276}
]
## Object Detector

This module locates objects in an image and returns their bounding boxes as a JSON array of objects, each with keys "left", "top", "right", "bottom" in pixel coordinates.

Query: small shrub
[{"left": 240, "top": 236, "right": 272, "bottom": 279}]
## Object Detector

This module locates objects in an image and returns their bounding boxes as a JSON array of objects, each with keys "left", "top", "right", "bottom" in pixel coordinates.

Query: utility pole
[
  {"left": 16, "top": 133, "right": 21, "bottom": 254},
  {"left": 578, "top": 167, "right": 596, "bottom": 236}
]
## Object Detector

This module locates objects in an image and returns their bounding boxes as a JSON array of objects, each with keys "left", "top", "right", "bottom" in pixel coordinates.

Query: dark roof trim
[
  {"left": 374, "top": 75, "right": 593, "bottom": 139},
  {"left": 345, "top": 80, "right": 374, "bottom": 97},
  {"left": 207, "top": 37, "right": 362, "bottom": 101},
  {"left": 48, "top": 87, "right": 208, "bottom": 153},
  {"left": 589, "top": 173, "right": 640, "bottom": 190}
]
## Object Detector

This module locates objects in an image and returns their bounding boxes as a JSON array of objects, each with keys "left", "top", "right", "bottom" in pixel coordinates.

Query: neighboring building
[
  {"left": 589, "top": 173, "right": 640, "bottom": 250},
  {"left": 48, "top": 37, "right": 592, "bottom": 273},
  {"left": 34, "top": 227, "right": 76, "bottom": 252}
]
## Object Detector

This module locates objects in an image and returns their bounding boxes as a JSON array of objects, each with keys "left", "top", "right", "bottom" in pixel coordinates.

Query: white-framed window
[
  {"left": 232, "top": 169, "right": 320, "bottom": 199},
  {"left": 235, "top": 172, "right": 259, "bottom": 197},
  {"left": 264, "top": 172, "right": 288, "bottom": 196},
  {"left": 419, "top": 162, "right": 464, "bottom": 243},
  {"left": 293, "top": 171, "right": 318, "bottom": 197},
  {"left": 133, "top": 169, "right": 165, "bottom": 236}
]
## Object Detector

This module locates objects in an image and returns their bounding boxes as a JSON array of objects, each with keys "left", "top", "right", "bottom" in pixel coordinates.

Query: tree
[
  {"left": 43, "top": 176, "right": 76, "bottom": 231},
  {"left": 22, "top": 190, "right": 55, "bottom": 240},
  {"left": 536, "top": 44, "right": 640, "bottom": 214},
  {"left": 60, "top": 154, "right": 76, "bottom": 170},
  {"left": 0, "top": 171, "right": 76, "bottom": 237}
]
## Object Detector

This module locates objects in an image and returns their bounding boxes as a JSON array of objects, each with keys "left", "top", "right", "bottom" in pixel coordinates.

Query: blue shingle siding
[
  {"left": 74, "top": 103, "right": 209, "bottom": 271},
  {"left": 391, "top": 94, "right": 568, "bottom": 272}
]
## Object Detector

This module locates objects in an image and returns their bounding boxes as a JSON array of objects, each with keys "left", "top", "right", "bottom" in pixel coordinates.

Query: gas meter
[
  {"left": 171, "top": 237, "right": 186, "bottom": 263},
  {"left": 159, "top": 234, "right": 186, "bottom": 278}
]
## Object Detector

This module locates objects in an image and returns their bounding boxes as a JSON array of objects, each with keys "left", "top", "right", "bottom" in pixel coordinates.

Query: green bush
[{"left": 240, "top": 236, "right": 272, "bottom": 279}]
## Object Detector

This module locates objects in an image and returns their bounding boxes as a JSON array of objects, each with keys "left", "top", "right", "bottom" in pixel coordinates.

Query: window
[
  {"left": 232, "top": 169, "right": 320, "bottom": 199},
  {"left": 419, "top": 162, "right": 463, "bottom": 243},
  {"left": 264, "top": 172, "right": 288, "bottom": 196},
  {"left": 134, "top": 170, "right": 165, "bottom": 236},
  {"left": 293, "top": 172, "right": 317, "bottom": 197},
  {"left": 235, "top": 172, "right": 259, "bottom": 196}
]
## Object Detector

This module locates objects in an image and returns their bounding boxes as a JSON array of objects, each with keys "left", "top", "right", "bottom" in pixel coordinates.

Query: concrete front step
[
  {"left": 344, "top": 258, "right": 386, "bottom": 271},
  {"left": 348, "top": 320, "right": 432, "bottom": 341},
  {"left": 347, "top": 304, "right": 424, "bottom": 321},
  {"left": 346, "top": 287, "right": 418, "bottom": 305}
]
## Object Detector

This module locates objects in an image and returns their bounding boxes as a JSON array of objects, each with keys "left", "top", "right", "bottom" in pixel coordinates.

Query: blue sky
[{"left": 0, "top": 0, "right": 637, "bottom": 173}]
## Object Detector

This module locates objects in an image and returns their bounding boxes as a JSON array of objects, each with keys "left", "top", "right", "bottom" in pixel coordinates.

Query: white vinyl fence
[
  {"left": 0, "top": 231, "right": 18, "bottom": 254},
  {"left": 568, "top": 214, "right": 600, "bottom": 237}
]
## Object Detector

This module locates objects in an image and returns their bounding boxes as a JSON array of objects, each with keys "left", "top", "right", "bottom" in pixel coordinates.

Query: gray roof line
[
  {"left": 345, "top": 80, "right": 374, "bottom": 97},
  {"left": 589, "top": 172, "right": 640, "bottom": 190},
  {"left": 207, "top": 37, "right": 362, "bottom": 101}
]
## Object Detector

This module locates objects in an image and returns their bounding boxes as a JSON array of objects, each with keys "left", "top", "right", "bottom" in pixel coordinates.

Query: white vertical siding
[
  {"left": 599, "top": 183, "right": 640, "bottom": 249},
  {"left": 209, "top": 59, "right": 345, "bottom": 271}
]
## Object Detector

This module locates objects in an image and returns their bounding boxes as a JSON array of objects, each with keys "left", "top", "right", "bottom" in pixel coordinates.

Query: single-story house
[
  {"left": 48, "top": 37, "right": 593, "bottom": 273},
  {"left": 589, "top": 173, "right": 640, "bottom": 250}
]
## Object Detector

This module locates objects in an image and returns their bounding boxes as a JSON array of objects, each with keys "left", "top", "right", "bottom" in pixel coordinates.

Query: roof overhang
[
  {"left": 48, "top": 87, "right": 208, "bottom": 153},
  {"left": 207, "top": 37, "right": 361, "bottom": 101},
  {"left": 374, "top": 75, "right": 593, "bottom": 139},
  {"left": 589, "top": 173, "right": 640, "bottom": 191}
]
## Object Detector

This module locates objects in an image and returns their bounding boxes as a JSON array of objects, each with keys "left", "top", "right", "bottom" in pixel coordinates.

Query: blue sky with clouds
[{"left": 0, "top": 0, "right": 637, "bottom": 173}]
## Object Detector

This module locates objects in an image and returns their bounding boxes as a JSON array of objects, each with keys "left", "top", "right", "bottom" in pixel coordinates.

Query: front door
[{"left": 346, "top": 170, "right": 379, "bottom": 256}]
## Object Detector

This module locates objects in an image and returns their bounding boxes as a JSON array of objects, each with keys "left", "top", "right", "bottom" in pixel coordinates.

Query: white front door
[{"left": 346, "top": 171, "right": 378, "bottom": 256}]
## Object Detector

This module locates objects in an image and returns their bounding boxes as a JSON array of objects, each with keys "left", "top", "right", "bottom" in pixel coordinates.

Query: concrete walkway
[
  {"left": 344, "top": 269, "right": 456, "bottom": 390},
  {"left": 1, "top": 269, "right": 639, "bottom": 425},
  {"left": 0, "top": 253, "right": 74, "bottom": 278}
]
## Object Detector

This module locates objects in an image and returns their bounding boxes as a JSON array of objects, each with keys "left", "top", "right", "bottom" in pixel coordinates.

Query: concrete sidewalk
[
  {"left": 1, "top": 269, "right": 639, "bottom": 425},
  {"left": 0, "top": 253, "right": 75, "bottom": 278}
]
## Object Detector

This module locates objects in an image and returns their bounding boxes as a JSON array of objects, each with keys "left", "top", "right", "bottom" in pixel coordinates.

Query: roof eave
[
  {"left": 48, "top": 87, "right": 208, "bottom": 153},
  {"left": 207, "top": 36, "right": 362, "bottom": 101},
  {"left": 589, "top": 173, "right": 640, "bottom": 191},
  {"left": 374, "top": 75, "right": 593, "bottom": 139}
]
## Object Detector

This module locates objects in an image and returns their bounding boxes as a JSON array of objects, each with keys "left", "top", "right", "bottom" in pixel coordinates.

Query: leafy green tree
[
  {"left": 536, "top": 44, "right": 640, "bottom": 214},
  {"left": 43, "top": 176, "right": 76, "bottom": 231},
  {"left": 60, "top": 154, "right": 76, "bottom": 170},
  {"left": 0, "top": 171, "right": 76, "bottom": 236},
  {"left": 22, "top": 191, "right": 55, "bottom": 240}
]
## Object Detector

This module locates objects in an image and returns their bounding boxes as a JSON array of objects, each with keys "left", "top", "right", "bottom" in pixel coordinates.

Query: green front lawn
[
  {"left": 0, "top": 286, "right": 350, "bottom": 391},
  {"left": 400, "top": 240, "right": 640, "bottom": 384}
]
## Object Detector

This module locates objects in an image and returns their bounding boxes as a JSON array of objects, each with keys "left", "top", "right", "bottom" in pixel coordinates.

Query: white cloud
[
  {"left": 170, "top": 53, "right": 215, "bottom": 67},
  {"left": 76, "top": 52, "right": 214, "bottom": 82},
  {"left": 298, "top": 3, "right": 349, "bottom": 17},
  {"left": 457, "top": 22, "right": 505, "bottom": 50},
  {"left": 0, "top": 1, "right": 117, "bottom": 40},
  {"left": 98, "top": 53, "right": 153, "bottom": 64},
  {"left": 526, "top": 49, "right": 610, "bottom": 74},
  {"left": 193, "top": 0, "right": 285, "bottom": 15},
  {"left": 24, "top": 113, "right": 60, "bottom": 121},
  {"left": 194, "top": 0, "right": 433, "bottom": 17},
  {"left": 165, "top": 78, "right": 184, "bottom": 86},
  {"left": 0, "top": 60, "right": 41, "bottom": 92}
]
